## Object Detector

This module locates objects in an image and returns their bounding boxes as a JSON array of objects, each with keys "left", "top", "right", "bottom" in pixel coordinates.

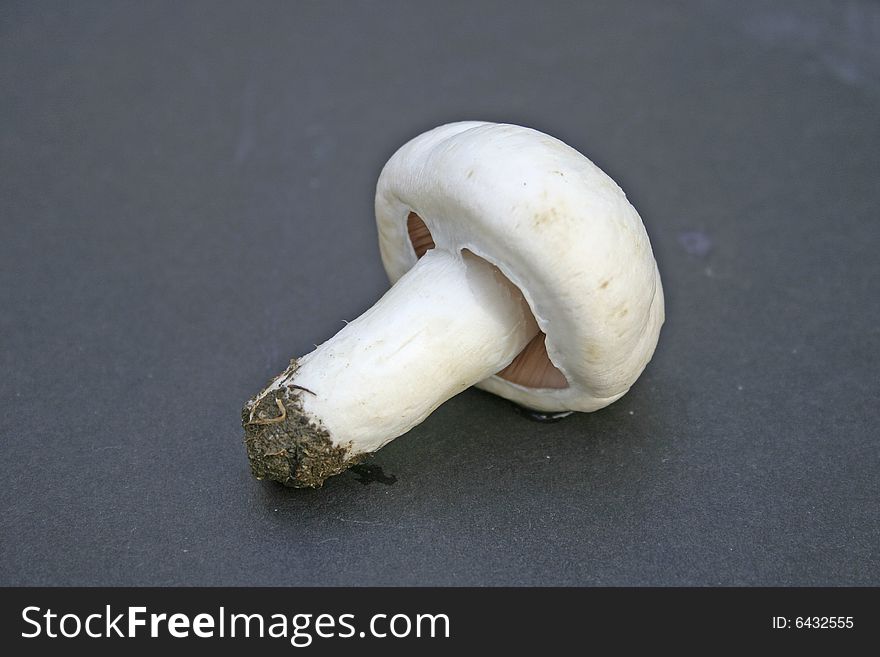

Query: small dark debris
[
  {"left": 349, "top": 463, "right": 397, "bottom": 486},
  {"left": 512, "top": 404, "right": 573, "bottom": 423}
]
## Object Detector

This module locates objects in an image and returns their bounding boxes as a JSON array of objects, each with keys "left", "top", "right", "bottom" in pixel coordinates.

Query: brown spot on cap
[{"left": 532, "top": 206, "right": 560, "bottom": 227}]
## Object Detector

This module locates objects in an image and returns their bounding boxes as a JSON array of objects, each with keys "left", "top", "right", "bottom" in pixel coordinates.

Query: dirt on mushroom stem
[{"left": 242, "top": 360, "right": 364, "bottom": 488}]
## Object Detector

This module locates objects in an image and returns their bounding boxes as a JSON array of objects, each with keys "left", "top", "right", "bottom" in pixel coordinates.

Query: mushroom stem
[{"left": 244, "top": 248, "right": 538, "bottom": 486}]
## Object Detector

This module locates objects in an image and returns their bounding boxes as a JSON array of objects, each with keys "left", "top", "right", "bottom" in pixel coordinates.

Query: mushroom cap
[{"left": 375, "top": 121, "right": 664, "bottom": 413}]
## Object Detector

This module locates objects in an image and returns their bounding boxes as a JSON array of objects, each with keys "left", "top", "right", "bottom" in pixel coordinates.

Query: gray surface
[{"left": 2, "top": 1, "right": 878, "bottom": 586}]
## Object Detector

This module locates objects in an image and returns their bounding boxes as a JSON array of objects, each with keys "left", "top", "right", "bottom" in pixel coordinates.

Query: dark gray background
[{"left": 2, "top": 1, "right": 878, "bottom": 585}]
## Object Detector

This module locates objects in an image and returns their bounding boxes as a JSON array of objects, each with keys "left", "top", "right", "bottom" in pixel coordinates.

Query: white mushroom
[{"left": 243, "top": 121, "right": 664, "bottom": 487}]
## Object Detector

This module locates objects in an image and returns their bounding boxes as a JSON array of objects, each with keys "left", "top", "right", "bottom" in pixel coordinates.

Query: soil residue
[{"left": 242, "top": 360, "right": 363, "bottom": 488}]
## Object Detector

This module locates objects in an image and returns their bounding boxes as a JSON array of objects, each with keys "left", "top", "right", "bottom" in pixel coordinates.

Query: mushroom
[{"left": 243, "top": 121, "right": 664, "bottom": 487}]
